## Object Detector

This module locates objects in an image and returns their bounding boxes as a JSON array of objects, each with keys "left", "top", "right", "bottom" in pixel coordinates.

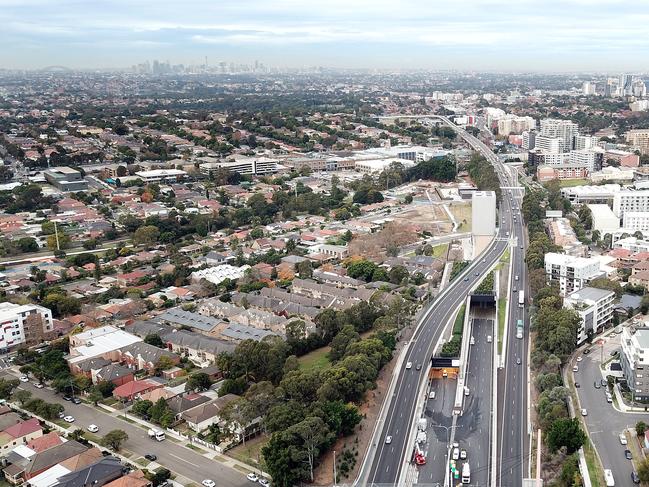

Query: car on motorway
[
  {"left": 452, "top": 447, "right": 460, "bottom": 460},
  {"left": 442, "top": 370, "right": 448, "bottom": 378},
  {"left": 19, "top": 376, "right": 29, "bottom": 382},
  {"left": 429, "top": 391, "right": 436, "bottom": 399},
  {"left": 144, "top": 454, "right": 157, "bottom": 461},
  {"left": 625, "top": 449, "right": 633, "bottom": 460},
  {"left": 87, "top": 424, "right": 99, "bottom": 433},
  {"left": 475, "top": 272, "right": 479, "bottom": 276},
  {"left": 594, "top": 381, "right": 601, "bottom": 389},
  {"left": 487, "top": 335, "right": 492, "bottom": 343},
  {"left": 581, "top": 409, "right": 588, "bottom": 416},
  {"left": 63, "top": 415, "right": 75, "bottom": 423},
  {"left": 619, "top": 433, "right": 628, "bottom": 445},
  {"left": 516, "top": 357, "right": 521, "bottom": 365},
  {"left": 202, "top": 480, "right": 215, "bottom": 487},
  {"left": 463, "top": 277, "right": 469, "bottom": 281},
  {"left": 460, "top": 449, "right": 467, "bottom": 460},
  {"left": 572, "top": 365, "right": 579, "bottom": 372},
  {"left": 406, "top": 362, "right": 412, "bottom": 370},
  {"left": 385, "top": 436, "right": 392, "bottom": 444},
  {"left": 247, "top": 473, "right": 259, "bottom": 482},
  {"left": 416, "top": 364, "right": 422, "bottom": 370}
]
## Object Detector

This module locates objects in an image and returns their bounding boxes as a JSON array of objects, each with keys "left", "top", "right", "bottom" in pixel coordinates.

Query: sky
[{"left": 2, "top": 0, "right": 649, "bottom": 72}]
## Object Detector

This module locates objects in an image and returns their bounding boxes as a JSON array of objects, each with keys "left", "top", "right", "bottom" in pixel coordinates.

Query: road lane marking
[{"left": 169, "top": 453, "right": 200, "bottom": 467}]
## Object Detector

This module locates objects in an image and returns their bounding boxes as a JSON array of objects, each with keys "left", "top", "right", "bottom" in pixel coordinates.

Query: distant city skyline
[{"left": 2, "top": 0, "right": 649, "bottom": 72}]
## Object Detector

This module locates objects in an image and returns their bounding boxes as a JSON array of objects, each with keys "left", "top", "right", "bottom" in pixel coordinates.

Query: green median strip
[{"left": 498, "top": 298, "right": 506, "bottom": 355}]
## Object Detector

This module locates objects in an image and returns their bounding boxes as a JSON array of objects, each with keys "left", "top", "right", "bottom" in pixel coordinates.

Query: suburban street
[
  {"left": 572, "top": 335, "right": 649, "bottom": 487},
  {"left": 4, "top": 371, "right": 249, "bottom": 487}
]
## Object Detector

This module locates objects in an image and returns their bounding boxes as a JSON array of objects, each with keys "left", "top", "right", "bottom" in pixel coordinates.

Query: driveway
[
  {"left": 8, "top": 374, "right": 249, "bottom": 487},
  {"left": 571, "top": 334, "right": 649, "bottom": 487}
]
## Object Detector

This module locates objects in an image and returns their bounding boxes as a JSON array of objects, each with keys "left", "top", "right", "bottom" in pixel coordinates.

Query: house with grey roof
[
  {"left": 221, "top": 323, "right": 277, "bottom": 342},
  {"left": 155, "top": 308, "right": 223, "bottom": 333},
  {"left": 4, "top": 440, "right": 88, "bottom": 483},
  {"left": 53, "top": 457, "right": 123, "bottom": 487},
  {"left": 162, "top": 329, "right": 235, "bottom": 366},
  {"left": 167, "top": 393, "right": 211, "bottom": 420},
  {"left": 120, "top": 342, "right": 180, "bottom": 372}
]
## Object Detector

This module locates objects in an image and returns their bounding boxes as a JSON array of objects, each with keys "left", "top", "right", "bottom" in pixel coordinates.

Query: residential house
[
  {"left": 162, "top": 330, "right": 236, "bottom": 366},
  {"left": 103, "top": 470, "right": 151, "bottom": 487},
  {"left": 113, "top": 379, "right": 162, "bottom": 402},
  {"left": 3, "top": 440, "right": 88, "bottom": 484},
  {"left": 53, "top": 457, "right": 123, "bottom": 487},
  {"left": 167, "top": 393, "right": 211, "bottom": 421},
  {"left": 0, "top": 419, "right": 42, "bottom": 454}
]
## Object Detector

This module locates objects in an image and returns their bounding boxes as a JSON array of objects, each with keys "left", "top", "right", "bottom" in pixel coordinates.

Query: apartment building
[
  {"left": 574, "top": 135, "right": 598, "bottom": 150},
  {"left": 620, "top": 327, "right": 649, "bottom": 402},
  {"left": 545, "top": 217, "right": 587, "bottom": 256},
  {"left": 540, "top": 118, "right": 579, "bottom": 152},
  {"left": 564, "top": 287, "right": 615, "bottom": 344},
  {"left": 561, "top": 184, "right": 621, "bottom": 204},
  {"left": 199, "top": 157, "right": 279, "bottom": 176},
  {"left": 625, "top": 129, "right": 649, "bottom": 155},
  {"left": 0, "top": 303, "right": 53, "bottom": 351},
  {"left": 134, "top": 169, "right": 187, "bottom": 183},
  {"left": 613, "top": 190, "right": 649, "bottom": 218},
  {"left": 613, "top": 236, "right": 649, "bottom": 254},
  {"left": 622, "top": 212, "right": 649, "bottom": 233},
  {"left": 472, "top": 191, "right": 496, "bottom": 237},
  {"left": 533, "top": 136, "right": 564, "bottom": 154},
  {"left": 544, "top": 253, "right": 603, "bottom": 296}
]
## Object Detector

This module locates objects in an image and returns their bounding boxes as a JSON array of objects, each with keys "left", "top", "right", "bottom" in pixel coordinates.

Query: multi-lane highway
[{"left": 359, "top": 116, "right": 526, "bottom": 486}]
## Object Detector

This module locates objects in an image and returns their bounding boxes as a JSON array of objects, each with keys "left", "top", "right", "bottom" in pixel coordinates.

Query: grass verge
[
  {"left": 298, "top": 346, "right": 332, "bottom": 372},
  {"left": 498, "top": 298, "right": 506, "bottom": 355},
  {"left": 583, "top": 440, "right": 603, "bottom": 487}
]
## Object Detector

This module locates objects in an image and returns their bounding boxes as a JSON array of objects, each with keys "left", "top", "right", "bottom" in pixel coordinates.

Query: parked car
[
  {"left": 625, "top": 449, "right": 633, "bottom": 460},
  {"left": 63, "top": 415, "right": 75, "bottom": 423},
  {"left": 576, "top": 356, "right": 582, "bottom": 362},
  {"left": 601, "top": 379, "right": 607, "bottom": 387},
  {"left": 87, "top": 424, "right": 99, "bottom": 433},
  {"left": 63, "top": 396, "right": 72, "bottom": 401},
  {"left": 575, "top": 382, "right": 580, "bottom": 388},
  {"left": 19, "top": 376, "right": 29, "bottom": 382},
  {"left": 247, "top": 473, "right": 259, "bottom": 482},
  {"left": 632, "top": 471, "right": 640, "bottom": 484},
  {"left": 144, "top": 454, "right": 157, "bottom": 461},
  {"left": 259, "top": 479, "right": 270, "bottom": 487},
  {"left": 452, "top": 447, "right": 460, "bottom": 460},
  {"left": 58, "top": 412, "right": 65, "bottom": 419},
  {"left": 619, "top": 434, "right": 628, "bottom": 445},
  {"left": 34, "top": 383, "right": 44, "bottom": 389},
  {"left": 581, "top": 409, "right": 588, "bottom": 416},
  {"left": 202, "top": 480, "right": 215, "bottom": 487},
  {"left": 72, "top": 397, "right": 81, "bottom": 404},
  {"left": 460, "top": 449, "right": 467, "bottom": 460}
]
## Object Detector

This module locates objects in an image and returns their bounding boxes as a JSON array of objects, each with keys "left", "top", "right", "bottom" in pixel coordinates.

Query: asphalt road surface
[
  {"left": 10, "top": 376, "right": 249, "bottom": 487},
  {"left": 362, "top": 117, "right": 515, "bottom": 486},
  {"left": 573, "top": 336, "right": 649, "bottom": 487}
]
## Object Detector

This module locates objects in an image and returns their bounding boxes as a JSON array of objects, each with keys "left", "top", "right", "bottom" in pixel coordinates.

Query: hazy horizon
[{"left": 2, "top": 0, "right": 649, "bottom": 72}]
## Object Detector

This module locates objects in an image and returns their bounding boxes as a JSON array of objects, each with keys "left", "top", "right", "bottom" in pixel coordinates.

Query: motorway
[
  {"left": 2, "top": 371, "right": 249, "bottom": 487},
  {"left": 361, "top": 116, "right": 523, "bottom": 486}
]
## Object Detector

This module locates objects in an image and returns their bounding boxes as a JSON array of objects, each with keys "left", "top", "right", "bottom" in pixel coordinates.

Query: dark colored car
[
  {"left": 601, "top": 379, "right": 607, "bottom": 387},
  {"left": 144, "top": 454, "right": 157, "bottom": 461},
  {"left": 416, "top": 364, "right": 422, "bottom": 370},
  {"left": 632, "top": 471, "right": 640, "bottom": 484},
  {"left": 583, "top": 348, "right": 591, "bottom": 354},
  {"left": 625, "top": 449, "right": 632, "bottom": 460},
  {"left": 594, "top": 381, "right": 601, "bottom": 389},
  {"left": 72, "top": 397, "right": 81, "bottom": 404},
  {"left": 575, "top": 382, "right": 580, "bottom": 388}
]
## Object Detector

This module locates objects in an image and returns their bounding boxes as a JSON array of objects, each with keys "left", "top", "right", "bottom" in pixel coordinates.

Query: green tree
[
  {"left": 101, "top": 429, "right": 129, "bottom": 451},
  {"left": 185, "top": 372, "right": 212, "bottom": 392},
  {"left": 546, "top": 418, "right": 586, "bottom": 454},
  {"left": 636, "top": 421, "right": 648, "bottom": 437},
  {"left": 133, "top": 225, "right": 160, "bottom": 247},
  {"left": 144, "top": 333, "right": 165, "bottom": 348},
  {"left": 0, "top": 378, "right": 20, "bottom": 399},
  {"left": 329, "top": 325, "right": 360, "bottom": 362},
  {"left": 346, "top": 259, "right": 378, "bottom": 281},
  {"left": 13, "top": 389, "right": 32, "bottom": 405},
  {"left": 638, "top": 457, "right": 649, "bottom": 483}
]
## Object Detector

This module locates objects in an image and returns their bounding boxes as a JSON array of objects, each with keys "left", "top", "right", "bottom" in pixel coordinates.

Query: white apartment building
[
  {"left": 620, "top": 327, "right": 649, "bottom": 402},
  {"left": 561, "top": 184, "right": 621, "bottom": 204},
  {"left": 613, "top": 190, "right": 649, "bottom": 218},
  {"left": 622, "top": 212, "right": 649, "bottom": 233},
  {"left": 200, "top": 157, "right": 279, "bottom": 176},
  {"left": 134, "top": 169, "right": 187, "bottom": 183},
  {"left": 613, "top": 236, "right": 649, "bottom": 253},
  {"left": 582, "top": 82, "right": 596, "bottom": 96},
  {"left": 545, "top": 253, "right": 602, "bottom": 296},
  {"left": 574, "top": 135, "right": 599, "bottom": 150},
  {"left": 0, "top": 302, "right": 53, "bottom": 351},
  {"left": 568, "top": 149, "right": 604, "bottom": 172},
  {"left": 564, "top": 287, "right": 615, "bottom": 345},
  {"left": 497, "top": 116, "right": 536, "bottom": 135},
  {"left": 472, "top": 191, "right": 496, "bottom": 237},
  {"left": 540, "top": 118, "right": 580, "bottom": 152},
  {"left": 588, "top": 204, "right": 620, "bottom": 235},
  {"left": 625, "top": 129, "right": 649, "bottom": 155},
  {"left": 534, "top": 135, "right": 564, "bottom": 153}
]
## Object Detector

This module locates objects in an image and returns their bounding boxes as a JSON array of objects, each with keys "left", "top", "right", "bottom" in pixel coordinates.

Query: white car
[
  {"left": 58, "top": 412, "right": 65, "bottom": 419},
  {"left": 87, "top": 424, "right": 99, "bottom": 433},
  {"left": 581, "top": 409, "right": 588, "bottom": 417},
  {"left": 406, "top": 362, "right": 413, "bottom": 370},
  {"left": 63, "top": 415, "right": 75, "bottom": 423},
  {"left": 385, "top": 436, "right": 392, "bottom": 444},
  {"left": 202, "top": 480, "right": 215, "bottom": 487},
  {"left": 452, "top": 447, "right": 460, "bottom": 460},
  {"left": 247, "top": 473, "right": 259, "bottom": 482},
  {"left": 19, "top": 376, "right": 29, "bottom": 382},
  {"left": 619, "top": 433, "right": 628, "bottom": 445},
  {"left": 34, "top": 383, "right": 44, "bottom": 389},
  {"left": 576, "top": 356, "right": 583, "bottom": 362},
  {"left": 259, "top": 480, "right": 270, "bottom": 487}
]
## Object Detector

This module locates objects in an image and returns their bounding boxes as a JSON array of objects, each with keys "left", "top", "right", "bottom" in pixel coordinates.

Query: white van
[{"left": 487, "top": 335, "right": 492, "bottom": 343}]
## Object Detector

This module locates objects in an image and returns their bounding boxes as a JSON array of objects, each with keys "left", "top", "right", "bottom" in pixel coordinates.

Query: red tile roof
[
  {"left": 113, "top": 379, "right": 160, "bottom": 399},
  {"left": 27, "top": 431, "right": 64, "bottom": 452},
  {"left": 3, "top": 418, "right": 41, "bottom": 438}
]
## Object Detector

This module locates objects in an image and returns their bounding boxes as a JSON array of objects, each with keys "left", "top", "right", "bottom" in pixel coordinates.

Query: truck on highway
[
  {"left": 147, "top": 428, "right": 165, "bottom": 441},
  {"left": 461, "top": 462, "right": 471, "bottom": 484},
  {"left": 518, "top": 290, "right": 524, "bottom": 308},
  {"left": 516, "top": 319, "right": 524, "bottom": 339},
  {"left": 418, "top": 418, "right": 427, "bottom": 431}
]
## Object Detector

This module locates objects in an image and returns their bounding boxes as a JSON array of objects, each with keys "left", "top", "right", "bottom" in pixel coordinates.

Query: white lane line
[{"left": 169, "top": 453, "right": 200, "bottom": 468}]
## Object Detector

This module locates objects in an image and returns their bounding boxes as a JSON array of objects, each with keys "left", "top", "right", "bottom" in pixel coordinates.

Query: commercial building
[
  {"left": 625, "top": 129, "right": 649, "bottom": 155},
  {"left": 620, "top": 327, "right": 649, "bottom": 402},
  {"left": 544, "top": 253, "right": 603, "bottom": 296},
  {"left": 582, "top": 82, "right": 596, "bottom": 96},
  {"left": 134, "top": 169, "right": 186, "bottom": 183},
  {"left": 0, "top": 303, "right": 53, "bottom": 351},
  {"left": 540, "top": 119, "right": 579, "bottom": 152},
  {"left": 471, "top": 191, "right": 496, "bottom": 237},
  {"left": 613, "top": 236, "right": 649, "bottom": 254},
  {"left": 199, "top": 157, "right": 279, "bottom": 176},
  {"left": 613, "top": 190, "right": 649, "bottom": 218},
  {"left": 605, "top": 149, "right": 640, "bottom": 167},
  {"left": 43, "top": 167, "right": 88, "bottom": 192},
  {"left": 588, "top": 204, "right": 620, "bottom": 235},
  {"left": 537, "top": 164, "right": 589, "bottom": 182},
  {"left": 622, "top": 212, "right": 649, "bottom": 233},
  {"left": 354, "top": 158, "right": 415, "bottom": 174},
  {"left": 564, "top": 287, "right": 615, "bottom": 344},
  {"left": 561, "top": 184, "right": 621, "bottom": 204}
]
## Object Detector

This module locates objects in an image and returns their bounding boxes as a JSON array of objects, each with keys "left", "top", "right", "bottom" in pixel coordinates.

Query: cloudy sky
[{"left": 2, "top": 0, "right": 649, "bottom": 71}]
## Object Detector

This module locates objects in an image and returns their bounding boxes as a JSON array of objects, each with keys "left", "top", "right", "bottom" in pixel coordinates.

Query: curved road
[{"left": 361, "top": 116, "right": 524, "bottom": 486}]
